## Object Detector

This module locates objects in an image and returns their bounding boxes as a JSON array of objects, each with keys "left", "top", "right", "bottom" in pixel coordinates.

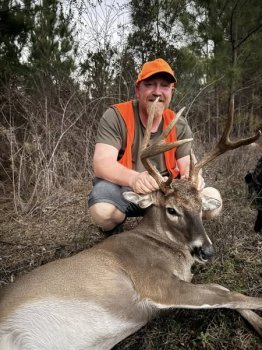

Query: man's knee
[
  {"left": 89, "top": 202, "right": 125, "bottom": 231},
  {"left": 202, "top": 187, "right": 223, "bottom": 220}
]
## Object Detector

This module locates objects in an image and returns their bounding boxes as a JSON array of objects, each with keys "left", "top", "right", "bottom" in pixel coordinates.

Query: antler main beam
[
  {"left": 190, "top": 96, "right": 261, "bottom": 184},
  {"left": 140, "top": 98, "right": 192, "bottom": 191}
]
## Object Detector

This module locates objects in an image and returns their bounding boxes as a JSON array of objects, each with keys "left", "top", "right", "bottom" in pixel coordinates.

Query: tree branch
[{"left": 235, "top": 23, "right": 262, "bottom": 49}]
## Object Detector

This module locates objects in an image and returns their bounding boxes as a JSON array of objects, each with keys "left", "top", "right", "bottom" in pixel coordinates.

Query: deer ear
[
  {"left": 201, "top": 194, "right": 221, "bottom": 211},
  {"left": 123, "top": 192, "right": 154, "bottom": 208}
]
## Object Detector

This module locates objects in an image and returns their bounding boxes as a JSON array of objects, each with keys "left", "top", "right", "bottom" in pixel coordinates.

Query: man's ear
[
  {"left": 122, "top": 192, "right": 154, "bottom": 209},
  {"left": 135, "top": 82, "right": 141, "bottom": 98}
]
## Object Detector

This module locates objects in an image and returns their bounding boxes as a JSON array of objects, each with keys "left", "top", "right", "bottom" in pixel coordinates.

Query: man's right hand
[
  {"left": 131, "top": 171, "right": 159, "bottom": 194},
  {"left": 93, "top": 144, "right": 159, "bottom": 194}
]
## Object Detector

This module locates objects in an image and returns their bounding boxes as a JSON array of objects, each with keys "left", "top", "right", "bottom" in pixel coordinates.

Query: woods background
[{"left": 0, "top": 1, "right": 261, "bottom": 349}]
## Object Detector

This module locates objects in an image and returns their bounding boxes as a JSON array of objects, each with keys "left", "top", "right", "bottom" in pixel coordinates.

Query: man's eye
[{"left": 166, "top": 207, "right": 177, "bottom": 215}]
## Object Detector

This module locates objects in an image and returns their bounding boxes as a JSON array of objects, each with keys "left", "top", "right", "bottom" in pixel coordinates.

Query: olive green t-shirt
[{"left": 96, "top": 100, "right": 192, "bottom": 175}]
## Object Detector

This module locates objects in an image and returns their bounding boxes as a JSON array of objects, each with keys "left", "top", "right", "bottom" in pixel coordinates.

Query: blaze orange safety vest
[{"left": 113, "top": 100, "right": 179, "bottom": 178}]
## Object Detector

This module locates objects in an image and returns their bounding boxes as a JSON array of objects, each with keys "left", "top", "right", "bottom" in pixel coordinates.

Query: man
[{"left": 88, "top": 58, "right": 221, "bottom": 233}]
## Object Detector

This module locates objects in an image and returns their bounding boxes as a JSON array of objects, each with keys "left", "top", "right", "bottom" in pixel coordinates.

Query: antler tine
[
  {"left": 140, "top": 98, "right": 193, "bottom": 191},
  {"left": 158, "top": 107, "right": 186, "bottom": 139},
  {"left": 190, "top": 96, "right": 261, "bottom": 184},
  {"left": 140, "top": 97, "right": 165, "bottom": 188},
  {"left": 142, "top": 106, "right": 193, "bottom": 158}
]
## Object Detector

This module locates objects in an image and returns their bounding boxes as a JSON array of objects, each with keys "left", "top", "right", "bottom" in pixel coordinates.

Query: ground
[{"left": 0, "top": 146, "right": 261, "bottom": 349}]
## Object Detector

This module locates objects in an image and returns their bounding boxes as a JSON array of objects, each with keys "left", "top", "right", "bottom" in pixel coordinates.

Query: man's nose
[{"left": 152, "top": 84, "right": 162, "bottom": 95}]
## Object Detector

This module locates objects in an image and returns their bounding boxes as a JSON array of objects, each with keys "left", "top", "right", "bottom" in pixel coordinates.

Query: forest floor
[{"left": 0, "top": 145, "right": 261, "bottom": 350}]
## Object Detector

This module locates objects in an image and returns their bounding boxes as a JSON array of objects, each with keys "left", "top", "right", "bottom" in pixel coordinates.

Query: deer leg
[
  {"left": 175, "top": 282, "right": 261, "bottom": 310},
  {"left": 135, "top": 269, "right": 262, "bottom": 311},
  {"left": 137, "top": 276, "right": 262, "bottom": 335},
  {"left": 237, "top": 309, "right": 262, "bottom": 337},
  {"left": 140, "top": 278, "right": 262, "bottom": 311}
]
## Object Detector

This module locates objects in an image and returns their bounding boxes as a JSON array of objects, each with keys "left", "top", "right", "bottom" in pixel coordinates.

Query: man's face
[{"left": 136, "top": 74, "right": 174, "bottom": 118}]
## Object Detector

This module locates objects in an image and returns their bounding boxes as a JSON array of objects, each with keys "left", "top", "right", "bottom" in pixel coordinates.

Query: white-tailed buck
[{"left": 0, "top": 99, "right": 261, "bottom": 350}]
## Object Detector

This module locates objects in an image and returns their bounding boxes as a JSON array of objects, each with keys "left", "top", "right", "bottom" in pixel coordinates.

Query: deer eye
[{"left": 166, "top": 207, "right": 177, "bottom": 215}]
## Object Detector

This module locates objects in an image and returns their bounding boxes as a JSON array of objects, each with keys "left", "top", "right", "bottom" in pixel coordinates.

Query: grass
[{"left": 0, "top": 145, "right": 261, "bottom": 349}]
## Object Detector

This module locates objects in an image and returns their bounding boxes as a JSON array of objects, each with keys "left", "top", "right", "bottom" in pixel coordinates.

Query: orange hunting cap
[{"left": 136, "top": 58, "right": 177, "bottom": 84}]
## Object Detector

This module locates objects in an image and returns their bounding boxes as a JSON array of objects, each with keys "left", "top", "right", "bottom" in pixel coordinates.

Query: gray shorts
[{"left": 88, "top": 177, "right": 145, "bottom": 217}]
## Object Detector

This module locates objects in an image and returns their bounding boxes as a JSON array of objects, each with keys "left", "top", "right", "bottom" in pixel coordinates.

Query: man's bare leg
[
  {"left": 89, "top": 202, "right": 126, "bottom": 231},
  {"left": 202, "top": 187, "right": 223, "bottom": 220}
]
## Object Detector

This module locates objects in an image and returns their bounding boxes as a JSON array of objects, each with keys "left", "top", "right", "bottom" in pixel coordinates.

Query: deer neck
[{"left": 138, "top": 206, "right": 160, "bottom": 230}]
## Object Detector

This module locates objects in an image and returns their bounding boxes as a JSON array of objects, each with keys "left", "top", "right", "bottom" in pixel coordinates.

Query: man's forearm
[
  {"left": 94, "top": 160, "right": 139, "bottom": 188},
  {"left": 94, "top": 159, "right": 159, "bottom": 194}
]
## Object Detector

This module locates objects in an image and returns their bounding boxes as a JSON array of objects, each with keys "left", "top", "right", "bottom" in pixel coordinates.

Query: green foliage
[
  {"left": 0, "top": 0, "right": 32, "bottom": 83},
  {"left": 27, "top": 0, "right": 77, "bottom": 91},
  {"left": 193, "top": 0, "right": 262, "bottom": 85},
  {"left": 112, "top": 48, "right": 138, "bottom": 101},
  {"left": 128, "top": 0, "right": 187, "bottom": 65},
  {"left": 0, "top": 0, "right": 77, "bottom": 90},
  {"left": 80, "top": 44, "right": 117, "bottom": 100},
  {"left": 179, "top": 0, "right": 262, "bottom": 135}
]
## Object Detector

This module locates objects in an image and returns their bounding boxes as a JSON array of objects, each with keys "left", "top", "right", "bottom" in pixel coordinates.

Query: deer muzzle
[{"left": 192, "top": 244, "right": 214, "bottom": 262}]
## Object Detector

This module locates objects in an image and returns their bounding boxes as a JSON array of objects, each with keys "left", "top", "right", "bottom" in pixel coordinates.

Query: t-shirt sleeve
[
  {"left": 175, "top": 117, "right": 193, "bottom": 159},
  {"left": 96, "top": 108, "right": 127, "bottom": 151}
]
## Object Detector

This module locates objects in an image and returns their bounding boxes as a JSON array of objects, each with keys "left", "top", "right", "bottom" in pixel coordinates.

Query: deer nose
[{"left": 193, "top": 245, "right": 214, "bottom": 262}]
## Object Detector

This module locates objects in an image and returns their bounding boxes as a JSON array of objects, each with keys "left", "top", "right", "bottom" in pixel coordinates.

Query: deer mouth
[{"left": 191, "top": 245, "right": 214, "bottom": 263}]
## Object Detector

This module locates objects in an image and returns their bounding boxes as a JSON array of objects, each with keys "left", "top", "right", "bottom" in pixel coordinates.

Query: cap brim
[{"left": 136, "top": 71, "right": 177, "bottom": 84}]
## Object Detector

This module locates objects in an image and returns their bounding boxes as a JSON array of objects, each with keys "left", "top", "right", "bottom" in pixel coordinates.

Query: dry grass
[{"left": 0, "top": 143, "right": 261, "bottom": 349}]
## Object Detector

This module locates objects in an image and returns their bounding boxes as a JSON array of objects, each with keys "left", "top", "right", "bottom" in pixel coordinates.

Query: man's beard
[{"left": 146, "top": 100, "right": 165, "bottom": 119}]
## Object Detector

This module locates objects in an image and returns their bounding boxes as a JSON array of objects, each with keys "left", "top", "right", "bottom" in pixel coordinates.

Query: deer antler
[
  {"left": 190, "top": 95, "right": 261, "bottom": 185},
  {"left": 140, "top": 97, "right": 193, "bottom": 192}
]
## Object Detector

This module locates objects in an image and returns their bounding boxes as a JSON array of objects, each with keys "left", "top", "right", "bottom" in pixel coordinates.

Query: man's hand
[{"left": 131, "top": 171, "right": 159, "bottom": 194}]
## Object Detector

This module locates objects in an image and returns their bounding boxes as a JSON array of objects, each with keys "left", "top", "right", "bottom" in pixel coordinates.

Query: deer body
[
  {"left": 0, "top": 247, "right": 148, "bottom": 350},
  {"left": 0, "top": 180, "right": 262, "bottom": 349}
]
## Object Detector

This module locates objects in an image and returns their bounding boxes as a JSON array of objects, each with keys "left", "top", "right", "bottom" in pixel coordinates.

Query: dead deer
[{"left": 0, "top": 99, "right": 261, "bottom": 350}]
